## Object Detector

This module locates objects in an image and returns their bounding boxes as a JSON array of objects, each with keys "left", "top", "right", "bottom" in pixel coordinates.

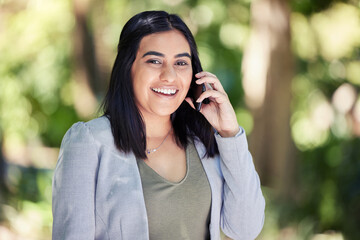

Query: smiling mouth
[{"left": 151, "top": 88, "right": 177, "bottom": 95}]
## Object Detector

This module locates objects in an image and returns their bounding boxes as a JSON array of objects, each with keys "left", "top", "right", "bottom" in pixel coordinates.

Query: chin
[{"left": 153, "top": 104, "right": 181, "bottom": 117}]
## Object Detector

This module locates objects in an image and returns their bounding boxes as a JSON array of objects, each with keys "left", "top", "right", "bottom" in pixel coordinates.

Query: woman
[{"left": 52, "top": 11, "right": 265, "bottom": 240}]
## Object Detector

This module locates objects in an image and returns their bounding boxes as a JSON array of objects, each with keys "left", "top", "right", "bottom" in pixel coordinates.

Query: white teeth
[{"left": 152, "top": 88, "right": 177, "bottom": 95}]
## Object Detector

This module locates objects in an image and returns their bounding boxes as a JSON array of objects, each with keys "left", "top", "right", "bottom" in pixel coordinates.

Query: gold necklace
[{"left": 146, "top": 130, "right": 171, "bottom": 154}]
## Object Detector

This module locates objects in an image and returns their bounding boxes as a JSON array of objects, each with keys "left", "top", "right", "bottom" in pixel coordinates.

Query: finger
[
  {"left": 195, "top": 75, "right": 225, "bottom": 93},
  {"left": 195, "top": 71, "right": 217, "bottom": 78},
  {"left": 185, "top": 97, "right": 196, "bottom": 110},
  {"left": 196, "top": 89, "right": 228, "bottom": 104}
]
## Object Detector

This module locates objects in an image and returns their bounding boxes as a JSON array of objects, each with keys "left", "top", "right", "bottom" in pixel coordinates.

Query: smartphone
[{"left": 192, "top": 82, "right": 212, "bottom": 111}]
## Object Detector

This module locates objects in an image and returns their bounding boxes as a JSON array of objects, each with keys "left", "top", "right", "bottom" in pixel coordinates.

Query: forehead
[{"left": 137, "top": 30, "right": 191, "bottom": 55}]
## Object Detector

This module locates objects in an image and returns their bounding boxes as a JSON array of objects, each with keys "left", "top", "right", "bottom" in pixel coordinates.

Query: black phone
[{"left": 192, "top": 82, "right": 211, "bottom": 111}]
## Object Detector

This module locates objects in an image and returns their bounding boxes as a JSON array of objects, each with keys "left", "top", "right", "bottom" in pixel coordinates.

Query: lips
[{"left": 151, "top": 88, "right": 177, "bottom": 95}]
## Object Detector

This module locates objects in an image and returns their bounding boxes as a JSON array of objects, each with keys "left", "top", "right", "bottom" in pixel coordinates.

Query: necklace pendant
[
  {"left": 145, "top": 129, "right": 171, "bottom": 155},
  {"left": 146, "top": 148, "right": 156, "bottom": 154}
]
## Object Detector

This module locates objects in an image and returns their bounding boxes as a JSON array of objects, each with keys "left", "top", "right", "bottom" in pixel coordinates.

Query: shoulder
[
  {"left": 61, "top": 116, "right": 115, "bottom": 150},
  {"left": 85, "top": 116, "right": 112, "bottom": 141}
]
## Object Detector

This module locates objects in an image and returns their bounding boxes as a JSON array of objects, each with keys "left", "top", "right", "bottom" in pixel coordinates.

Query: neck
[{"left": 142, "top": 113, "right": 172, "bottom": 138}]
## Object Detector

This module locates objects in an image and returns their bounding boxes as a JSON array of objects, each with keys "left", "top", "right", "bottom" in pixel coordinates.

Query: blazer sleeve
[
  {"left": 52, "top": 122, "right": 99, "bottom": 240},
  {"left": 215, "top": 127, "right": 265, "bottom": 240}
]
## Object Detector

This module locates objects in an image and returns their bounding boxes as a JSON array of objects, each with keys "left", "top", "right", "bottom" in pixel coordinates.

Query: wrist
[{"left": 217, "top": 127, "right": 240, "bottom": 138}]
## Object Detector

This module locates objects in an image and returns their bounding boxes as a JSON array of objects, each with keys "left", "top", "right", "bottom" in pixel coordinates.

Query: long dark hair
[{"left": 102, "top": 10, "right": 218, "bottom": 159}]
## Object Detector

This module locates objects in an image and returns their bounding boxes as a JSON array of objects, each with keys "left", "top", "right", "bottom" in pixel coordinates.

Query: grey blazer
[{"left": 52, "top": 117, "right": 265, "bottom": 240}]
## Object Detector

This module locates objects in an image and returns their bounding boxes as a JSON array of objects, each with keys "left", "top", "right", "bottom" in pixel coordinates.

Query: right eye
[{"left": 146, "top": 59, "right": 161, "bottom": 64}]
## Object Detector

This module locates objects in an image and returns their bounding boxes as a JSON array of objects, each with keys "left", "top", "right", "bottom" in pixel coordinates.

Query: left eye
[{"left": 176, "top": 61, "right": 188, "bottom": 66}]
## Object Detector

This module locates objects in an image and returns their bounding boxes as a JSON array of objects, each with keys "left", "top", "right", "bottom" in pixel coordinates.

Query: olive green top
[{"left": 136, "top": 141, "right": 211, "bottom": 240}]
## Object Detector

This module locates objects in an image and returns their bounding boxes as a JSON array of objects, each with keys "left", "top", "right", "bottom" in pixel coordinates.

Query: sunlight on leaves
[
  {"left": 311, "top": 3, "right": 360, "bottom": 60},
  {"left": 291, "top": 12, "right": 317, "bottom": 60},
  {"left": 219, "top": 23, "right": 249, "bottom": 49}
]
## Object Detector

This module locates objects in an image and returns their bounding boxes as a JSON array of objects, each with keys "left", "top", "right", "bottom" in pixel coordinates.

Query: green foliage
[
  {"left": 288, "top": 1, "right": 360, "bottom": 239},
  {"left": 1, "top": 0, "right": 360, "bottom": 239},
  {"left": 0, "top": 0, "right": 78, "bottom": 148},
  {"left": 291, "top": 138, "right": 360, "bottom": 238}
]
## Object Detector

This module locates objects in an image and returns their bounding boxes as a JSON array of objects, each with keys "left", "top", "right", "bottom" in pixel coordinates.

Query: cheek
[
  {"left": 132, "top": 66, "right": 149, "bottom": 90},
  {"left": 180, "top": 68, "right": 193, "bottom": 86},
  {"left": 131, "top": 73, "right": 146, "bottom": 102},
  {"left": 185, "top": 71, "right": 193, "bottom": 90}
]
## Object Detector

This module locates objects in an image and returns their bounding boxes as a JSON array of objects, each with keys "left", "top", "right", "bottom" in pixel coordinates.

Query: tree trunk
[
  {"left": 242, "top": 0, "right": 296, "bottom": 199},
  {"left": 72, "top": 0, "right": 104, "bottom": 118}
]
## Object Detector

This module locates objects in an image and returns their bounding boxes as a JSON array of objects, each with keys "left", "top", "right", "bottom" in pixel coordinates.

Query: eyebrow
[
  {"left": 175, "top": 53, "right": 191, "bottom": 58},
  {"left": 142, "top": 51, "right": 191, "bottom": 59}
]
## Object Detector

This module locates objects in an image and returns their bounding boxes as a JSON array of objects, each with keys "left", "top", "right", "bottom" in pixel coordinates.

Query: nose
[{"left": 160, "top": 63, "right": 176, "bottom": 82}]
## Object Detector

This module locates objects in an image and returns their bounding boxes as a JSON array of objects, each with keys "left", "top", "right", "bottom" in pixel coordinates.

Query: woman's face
[{"left": 131, "top": 30, "right": 193, "bottom": 119}]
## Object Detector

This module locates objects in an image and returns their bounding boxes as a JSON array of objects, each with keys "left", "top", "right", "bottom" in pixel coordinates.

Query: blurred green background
[{"left": 0, "top": 0, "right": 359, "bottom": 239}]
